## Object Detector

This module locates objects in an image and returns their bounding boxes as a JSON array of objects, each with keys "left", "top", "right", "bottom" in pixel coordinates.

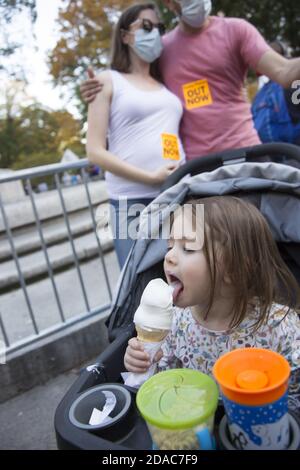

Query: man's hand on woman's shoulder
[{"left": 80, "top": 66, "right": 104, "bottom": 103}]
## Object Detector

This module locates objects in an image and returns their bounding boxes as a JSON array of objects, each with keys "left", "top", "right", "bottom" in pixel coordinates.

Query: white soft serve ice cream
[{"left": 134, "top": 278, "right": 174, "bottom": 331}]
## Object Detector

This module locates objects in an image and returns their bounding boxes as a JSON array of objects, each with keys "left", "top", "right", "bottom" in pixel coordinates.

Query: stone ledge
[
  {"left": 0, "top": 205, "right": 110, "bottom": 260},
  {"left": 0, "top": 180, "right": 108, "bottom": 232},
  {"left": 0, "top": 226, "right": 113, "bottom": 290},
  {"left": 0, "top": 313, "right": 110, "bottom": 403}
]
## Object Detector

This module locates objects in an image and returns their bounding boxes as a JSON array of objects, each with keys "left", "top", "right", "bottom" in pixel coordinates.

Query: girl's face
[{"left": 164, "top": 209, "right": 211, "bottom": 309}]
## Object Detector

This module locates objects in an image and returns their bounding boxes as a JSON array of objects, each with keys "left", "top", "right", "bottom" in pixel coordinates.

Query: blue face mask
[
  {"left": 176, "top": 0, "right": 212, "bottom": 28},
  {"left": 131, "top": 28, "right": 163, "bottom": 63}
]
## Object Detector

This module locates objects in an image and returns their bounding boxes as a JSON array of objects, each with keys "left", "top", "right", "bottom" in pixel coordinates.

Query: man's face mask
[{"left": 175, "top": 0, "right": 212, "bottom": 28}]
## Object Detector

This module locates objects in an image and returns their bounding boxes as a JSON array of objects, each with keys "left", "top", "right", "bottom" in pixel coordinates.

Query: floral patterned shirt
[{"left": 158, "top": 303, "right": 300, "bottom": 412}]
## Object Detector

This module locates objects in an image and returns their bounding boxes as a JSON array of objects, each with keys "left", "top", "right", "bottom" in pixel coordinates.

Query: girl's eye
[
  {"left": 183, "top": 246, "right": 195, "bottom": 253},
  {"left": 166, "top": 245, "right": 173, "bottom": 251}
]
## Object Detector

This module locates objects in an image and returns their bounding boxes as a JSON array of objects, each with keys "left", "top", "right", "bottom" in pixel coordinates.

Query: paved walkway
[{"left": 0, "top": 364, "right": 91, "bottom": 449}]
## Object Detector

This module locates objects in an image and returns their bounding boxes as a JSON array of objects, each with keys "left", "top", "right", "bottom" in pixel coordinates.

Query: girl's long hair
[
  {"left": 110, "top": 2, "right": 162, "bottom": 82},
  {"left": 186, "top": 196, "right": 299, "bottom": 330}
]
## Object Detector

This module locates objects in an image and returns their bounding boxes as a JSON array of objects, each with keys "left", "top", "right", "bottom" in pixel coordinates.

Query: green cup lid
[{"left": 136, "top": 369, "right": 219, "bottom": 430}]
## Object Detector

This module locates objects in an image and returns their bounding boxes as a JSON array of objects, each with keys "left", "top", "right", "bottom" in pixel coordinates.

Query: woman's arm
[{"left": 86, "top": 72, "right": 178, "bottom": 185}]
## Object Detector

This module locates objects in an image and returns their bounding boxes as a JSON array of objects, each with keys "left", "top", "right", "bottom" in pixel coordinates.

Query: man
[{"left": 81, "top": 0, "right": 300, "bottom": 160}]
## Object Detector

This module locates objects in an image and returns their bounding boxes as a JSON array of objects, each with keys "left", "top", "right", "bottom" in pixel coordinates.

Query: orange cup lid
[
  {"left": 213, "top": 348, "right": 290, "bottom": 404},
  {"left": 236, "top": 369, "right": 268, "bottom": 390}
]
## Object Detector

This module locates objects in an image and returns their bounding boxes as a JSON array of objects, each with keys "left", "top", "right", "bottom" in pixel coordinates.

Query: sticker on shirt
[
  {"left": 182, "top": 79, "right": 213, "bottom": 110},
  {"left": 161, "top": 133, "right": 180, "bottom": 160}
]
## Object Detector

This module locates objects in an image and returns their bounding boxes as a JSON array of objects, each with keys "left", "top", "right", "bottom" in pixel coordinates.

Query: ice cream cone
[
  {"left": 135, "top": 325, "right": 168, "bottom": 343},
  {"left": 124, "top": 279, "right": 174, "bottom": 389}
]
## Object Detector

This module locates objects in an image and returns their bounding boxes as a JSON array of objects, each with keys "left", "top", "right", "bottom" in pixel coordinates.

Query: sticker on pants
[
  {"left": 183, "top": 79, "right": 213, "bottom": 109},
  {"left": 161, "top": 133, "right": 180, "bottom": 160}
]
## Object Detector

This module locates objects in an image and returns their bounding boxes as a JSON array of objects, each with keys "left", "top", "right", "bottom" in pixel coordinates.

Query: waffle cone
[{"left": 135, "top": 325, "right": 168, "bottom": 342}]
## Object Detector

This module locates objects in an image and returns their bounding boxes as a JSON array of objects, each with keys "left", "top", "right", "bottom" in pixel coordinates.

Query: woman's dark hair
[{"left": 110, "top": 2, "right": 162, "bottom": 82}]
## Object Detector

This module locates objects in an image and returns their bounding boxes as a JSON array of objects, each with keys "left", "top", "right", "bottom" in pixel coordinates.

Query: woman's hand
[
  {"left": 151, "top": 163, "right": 179, "bottom": 185},
  {"left": 80, "top": 67, "right": 103, "bottom": 103},
  {"left": 124, "top": 337, "right": 163, "bottom": 372}
]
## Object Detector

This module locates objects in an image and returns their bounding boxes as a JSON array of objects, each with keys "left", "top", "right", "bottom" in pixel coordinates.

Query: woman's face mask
[
  {"left": 131, "top": 27, "right": 163, "bottom": 63},
  {"left": 175, "top": 0, "right": 212, "bottom": 28}
]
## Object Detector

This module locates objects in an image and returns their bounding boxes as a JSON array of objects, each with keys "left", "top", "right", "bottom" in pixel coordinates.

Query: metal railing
[{"left": 0, "top": 159, "right": 114, "bottom": 355}]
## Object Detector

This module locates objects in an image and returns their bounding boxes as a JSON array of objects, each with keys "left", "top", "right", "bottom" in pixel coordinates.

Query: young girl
[{"left": 124, "top": 196, "right": 300, "bottom": 411}]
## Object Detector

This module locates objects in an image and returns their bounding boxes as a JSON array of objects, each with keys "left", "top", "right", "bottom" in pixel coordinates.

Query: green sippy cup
[{"left": 136, "top": 368, "right": 219, "bottom": 450}]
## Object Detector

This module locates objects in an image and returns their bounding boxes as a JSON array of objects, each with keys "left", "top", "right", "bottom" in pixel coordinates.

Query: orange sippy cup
[{"left": 213, "top": 348, "right": 291, "bottom": 450}]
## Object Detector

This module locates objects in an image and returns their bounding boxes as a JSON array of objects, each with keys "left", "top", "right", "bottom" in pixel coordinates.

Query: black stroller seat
[{"left": 55, "top": 143, "right": 300, "bottom": 450}]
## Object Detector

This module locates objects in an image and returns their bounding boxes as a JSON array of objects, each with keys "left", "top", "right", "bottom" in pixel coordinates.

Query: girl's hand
[
  {"left": 80, "top": 67, "right": 103, "bottom": 103},
  {"left": 151, "top": 163, "right": 179, "bottom": 185},
  {"left": 124, "top": 337, "right": 163, "bottom": 372}
]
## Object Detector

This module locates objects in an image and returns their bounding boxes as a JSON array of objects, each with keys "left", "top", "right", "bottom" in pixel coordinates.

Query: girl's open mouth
[{"left": 168, "top": 274, "right": 184, "bottom": 303}]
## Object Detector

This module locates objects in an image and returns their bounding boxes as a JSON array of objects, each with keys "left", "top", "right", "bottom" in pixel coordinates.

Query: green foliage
[
  {"left": 0, "top": 103, "right": 84, "bottom": 169},
  {"left": 213, "top": 0, "right": 300, "bottom": 56},
  {"left": 156, "top": 0, "right": 178, "bottom": 30},
  {"left": 0, "top": 115, "right": 21, "bottom": 167},
  {"left": 12, "top": 151, "right": 61, "bottom": 189},
  {"left": 49, "top": 0, "right": 132, "bottom": 88},
  {"left": 11, "top": 151, "right": 60, "bottom": 171}
]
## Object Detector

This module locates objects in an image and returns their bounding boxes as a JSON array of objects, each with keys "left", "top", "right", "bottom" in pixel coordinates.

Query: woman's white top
[{"left": 106, "top": 70, "right": 185, "bottom": 199}]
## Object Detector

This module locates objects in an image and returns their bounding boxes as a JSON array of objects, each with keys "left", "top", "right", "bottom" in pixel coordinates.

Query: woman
[{"left": 87, "top": 3, "right": 185, "bottom": 268}]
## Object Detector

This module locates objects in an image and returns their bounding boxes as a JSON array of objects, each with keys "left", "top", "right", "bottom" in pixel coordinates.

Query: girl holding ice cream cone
[{"left": 124, "top": 196, "right": 300, "bottom": 413}]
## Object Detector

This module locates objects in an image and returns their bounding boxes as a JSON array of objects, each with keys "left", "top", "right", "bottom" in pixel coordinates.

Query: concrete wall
[
  {"left": 0, "top": 180, "right": 108, "bottom": 232},
  {"left": 0, "top": 314, "right": 109, "bottom": 403},
  {"left": 0, "top": 169, "right": 26, "bottom": 204}
]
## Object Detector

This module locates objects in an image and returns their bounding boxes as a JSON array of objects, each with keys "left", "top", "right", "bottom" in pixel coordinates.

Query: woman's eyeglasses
[{"left": 131, "top": 18, "right": 166, "bottom": 36}]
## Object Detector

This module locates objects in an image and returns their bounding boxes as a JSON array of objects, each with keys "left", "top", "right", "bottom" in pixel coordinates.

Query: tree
[
  {"left": 213, "top": 0, "right": 300, "bottom": 56},
  {"left": 0, "top": 93, "right": 84, "bottom": 168},
  {"left": 0, "top": 0, "right": 36, "bottom": 21},
  {"left": 16, "top": 106, "right": 84, "bottom": 157},
  {"left": 0, "top": 81, "right": 30, "bottom": 167},
  {"left": 49, "top": 0, "right": 132, "bottom": 88},
  {"left": 156, "top": 0, "right": 177, "bottom": 30},
  {"left": 49, "top": 0, "right": 134, "bottom": 119},
  {"left": 0, "top": 0, "right": 36, "bottom": 64}
]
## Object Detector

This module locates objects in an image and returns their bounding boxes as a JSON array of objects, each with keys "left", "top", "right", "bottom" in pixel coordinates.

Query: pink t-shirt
[{"left": 160, "top": 16, "right": 271, "bottom": 160}]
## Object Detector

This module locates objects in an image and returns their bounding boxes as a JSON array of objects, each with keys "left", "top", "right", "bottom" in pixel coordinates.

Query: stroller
[{"left": 55, "top": 143, "right": 300, "bottom": 450}]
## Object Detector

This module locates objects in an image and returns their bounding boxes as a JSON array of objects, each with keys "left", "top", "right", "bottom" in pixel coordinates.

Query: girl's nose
[{"left": 165, "top": 247, "right": 177, "bottom": 265}]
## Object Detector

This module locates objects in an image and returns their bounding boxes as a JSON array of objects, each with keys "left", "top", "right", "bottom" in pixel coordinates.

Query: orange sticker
[
  {"left": 182, "top": 79, "right": 213, "bottom": 110},
  {"left": 161, "top": 133, "right": 180, "bottom": 160}
]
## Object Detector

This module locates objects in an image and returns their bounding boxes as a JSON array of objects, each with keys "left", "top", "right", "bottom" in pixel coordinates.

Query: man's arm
[{"left": 256, "top": 49, "right": 300, "bottom": 88}]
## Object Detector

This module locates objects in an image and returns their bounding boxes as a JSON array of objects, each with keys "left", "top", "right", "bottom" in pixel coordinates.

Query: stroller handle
[{"left": 161, "top": 142, "right": 300, "bottom": 192}]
